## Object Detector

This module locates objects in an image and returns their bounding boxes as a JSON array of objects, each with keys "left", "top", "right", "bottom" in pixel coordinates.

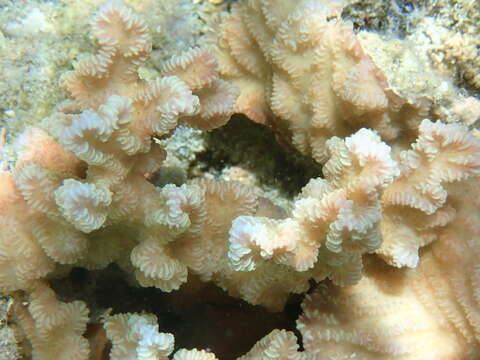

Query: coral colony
[{"left": 1, "top": 0, "right": 480, "bottom": 359}]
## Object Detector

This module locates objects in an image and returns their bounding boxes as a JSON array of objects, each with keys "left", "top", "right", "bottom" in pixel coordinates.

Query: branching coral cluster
[
  {"left": 228, "top": 129, "right": 398, "bottom": 294},
  {"left": 215, "top": 0, "right": 480, "bottom": 275},
  {"left": 215, "top": 0, "right": 429, "bottom": 163},
  {"left": 1, "top": 0, "right": 480, "bottom": 359},
  {"left": 215, "top": 0, "right": 480, "bottom": 358},
  {"left": 1, "top": 0, "right": 239, "bottom": 296},
  {"left": 298, "top": 183, "right": 480, "bottom": 358}
]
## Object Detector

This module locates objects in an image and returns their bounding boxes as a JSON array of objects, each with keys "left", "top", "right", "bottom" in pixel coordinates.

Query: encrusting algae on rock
[{"left": 1, "top": 0, "right": 480, "bottom": 359}]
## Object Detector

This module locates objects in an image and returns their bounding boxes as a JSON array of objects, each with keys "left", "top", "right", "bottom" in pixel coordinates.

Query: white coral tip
[{"left": 54, "top": 179, "right": 112, "bottom": 233}]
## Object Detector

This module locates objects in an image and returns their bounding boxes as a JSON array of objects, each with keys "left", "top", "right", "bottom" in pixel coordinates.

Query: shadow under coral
[
  {"left": 50, "top": 265, "right": 305, "bottom": 360},
  {"left": 196, "top": 114, "right": 322, "bottom": 199}
]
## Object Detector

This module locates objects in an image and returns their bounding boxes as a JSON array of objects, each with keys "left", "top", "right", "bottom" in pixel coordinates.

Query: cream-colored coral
[
  {"left": 3, "top": 1, "right": 480, "bottom": 359},
  {"left": 0, "top": 1, "right": 238, "bottom": 357},
  {"left": 0, "top": 171, "right": 55, "bottom": 293},
  {"left": 378, "top": 119, "right": 480, "bottom": 267},
  {"left": 237, "top": 329, "right": 306, "bottom": 360},
  {"left": 297, "top": 184, "right": 480, "bottom": 359},
  {"left": 0, "top": 0, "right": 238, "bottom": 291},
  {"left": 129, "top": 178, "right": 259, "bottom": 294},
  {"left": 173, "top": 349, "right": 219, "bottom": 360},
  {"left": 226, "top": 127, "right": 398, "bottom": 301},
  {"left": 12, "top": 281, "right": 89, "bottom": 360},
  {"left": 296, "top": 141, "right": 480, "bottom": 359},
  {"left": 216, "top": 0, "right": 427, "bottom": 163},
  {"left": 297, "top": 262, "right": 468, "bottom": 359},
  {"left": 103, "top": 312, "right": 174, "bottom": 360}
]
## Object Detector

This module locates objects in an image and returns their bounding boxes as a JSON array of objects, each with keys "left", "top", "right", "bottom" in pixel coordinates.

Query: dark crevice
[
  {"left": 196, "top": 115, "right": 322, "bottom": 199},
  {"left": 51, "top": 265, "right": 304, "bottom": 360}
]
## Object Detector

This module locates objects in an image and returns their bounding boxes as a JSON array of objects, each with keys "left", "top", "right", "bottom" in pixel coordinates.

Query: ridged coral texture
[
  {"left": 215, "top": 0, "right": 429, "bottom": 163},
  {"left": 1, "top": 0, "right": 480, "bottom": 359}
]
